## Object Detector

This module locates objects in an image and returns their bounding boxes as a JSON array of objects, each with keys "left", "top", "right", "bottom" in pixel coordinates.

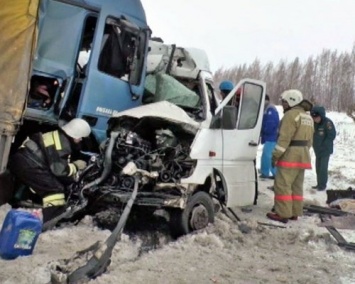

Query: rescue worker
[
  {"left": 267, "top": 89, "right": 314, "bottom": 223},
  {"left": 310, "top": 106, "right": 336, "bottom": 191},
  {"left": 219, "top": 80, "right": 234, "bottom": 105},
  {"left": 219, "top": 80, "right": 234, "bottom": 100},
  {"left": 8, "top": 118, "right": 91, "bottom": 222},
  {"left": 260, "top": 94, "right": 280, "bottom": 179}
]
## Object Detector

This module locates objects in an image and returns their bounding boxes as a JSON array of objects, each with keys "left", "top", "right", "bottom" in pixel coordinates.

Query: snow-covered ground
[{"left": 1, "top": 109, "right": 355, "bottom": 284}]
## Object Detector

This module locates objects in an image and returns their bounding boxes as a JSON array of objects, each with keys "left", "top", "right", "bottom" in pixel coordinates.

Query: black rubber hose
[
  {"left": 67, "top": 176, "right": 139, "bottom": 282},
  {"left": 81, "top": 131, "right": 119, "bottom": 191}
]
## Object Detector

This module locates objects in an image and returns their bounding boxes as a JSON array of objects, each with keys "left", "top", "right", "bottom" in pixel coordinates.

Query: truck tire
[{"left": 169, "top": 191, "right": 215, "bottom": 238}]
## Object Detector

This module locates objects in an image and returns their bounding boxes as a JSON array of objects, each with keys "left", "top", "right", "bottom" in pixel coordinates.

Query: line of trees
[{"left": 213, "top": 43, "right": 355, "bottom": 113}]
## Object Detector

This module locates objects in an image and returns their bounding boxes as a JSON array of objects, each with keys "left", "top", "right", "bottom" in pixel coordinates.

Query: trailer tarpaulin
[{"left": 0, "top": 0, "right": 39, "bottom": 135}]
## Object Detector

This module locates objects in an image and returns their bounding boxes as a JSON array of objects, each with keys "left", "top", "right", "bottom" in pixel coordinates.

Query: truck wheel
[{"left": 169, "top": 191, "right": 215, "bottom": 238}]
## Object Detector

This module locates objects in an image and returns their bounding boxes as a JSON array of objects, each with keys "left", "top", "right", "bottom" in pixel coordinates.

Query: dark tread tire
[{"left": 169, "top": 191, "right": 214, "bottom": 238}]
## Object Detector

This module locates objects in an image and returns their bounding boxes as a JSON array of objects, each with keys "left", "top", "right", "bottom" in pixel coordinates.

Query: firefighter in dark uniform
[
  {"left": 310, "top": 106, "right": 336, "bottom": 191},
  {"left": 267, "top": 90, "right": 314, "bottom": 223},
  {"left": 9, "top": 118, "right": 91, "bottom": 222}
]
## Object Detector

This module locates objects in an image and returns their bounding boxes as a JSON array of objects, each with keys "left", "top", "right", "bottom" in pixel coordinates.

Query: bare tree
[
  {"left": 287, "top": 57, "right": 302, "bottom": 90},
  {"left": 301, "top": 56, "right": 315, "bottom": 102},
  {"left": 273, "top": 60, "right": 288, "bottom": 96},
  {"left": 213, "top": 45, "right": 355, "bottom": 113},
  {"left": 262, "top": 62, "right": 275, "bottom": 99}
]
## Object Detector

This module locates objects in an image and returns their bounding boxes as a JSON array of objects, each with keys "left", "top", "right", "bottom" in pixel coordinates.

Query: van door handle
[{"left": 248, "top": 141, "right": 258, "bottom": 147}]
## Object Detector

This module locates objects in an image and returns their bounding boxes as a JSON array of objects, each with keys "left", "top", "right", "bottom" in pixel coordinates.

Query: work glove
[{"left": 73, "top": 160, "right": 87, "bottom": 170}]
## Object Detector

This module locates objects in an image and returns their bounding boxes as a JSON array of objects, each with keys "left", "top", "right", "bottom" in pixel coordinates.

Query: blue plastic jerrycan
[{"left": 0, "top": 209, "right": 42, "bottom": 260}]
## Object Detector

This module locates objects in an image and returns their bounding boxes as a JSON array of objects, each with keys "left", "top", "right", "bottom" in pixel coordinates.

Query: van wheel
[{"left": 169, "top": 191, "right": 215, "bottom": 238}]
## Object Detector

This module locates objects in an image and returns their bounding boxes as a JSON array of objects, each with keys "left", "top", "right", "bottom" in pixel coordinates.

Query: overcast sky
[{"left": 141, "top": 0, "right": 355, "bottom": 72}]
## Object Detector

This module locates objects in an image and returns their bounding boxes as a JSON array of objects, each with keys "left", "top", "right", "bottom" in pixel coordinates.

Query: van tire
[{"left": 169, "top": 191, "right": 215, "bottom": 238}]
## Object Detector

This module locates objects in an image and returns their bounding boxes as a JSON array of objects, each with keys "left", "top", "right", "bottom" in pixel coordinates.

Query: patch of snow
[{"left": 0, "top": 110, "right": 354, "bottom": 283}]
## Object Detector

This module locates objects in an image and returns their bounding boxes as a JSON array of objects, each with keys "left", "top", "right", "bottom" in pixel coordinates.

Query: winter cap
[{"left": 219, "top": 80, "right": 234, "bottom": 92}]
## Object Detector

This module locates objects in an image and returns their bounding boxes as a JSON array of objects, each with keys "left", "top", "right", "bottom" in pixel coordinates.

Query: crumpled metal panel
[{"left": 110, "top": 101, "right": 200, "bottom": 135}]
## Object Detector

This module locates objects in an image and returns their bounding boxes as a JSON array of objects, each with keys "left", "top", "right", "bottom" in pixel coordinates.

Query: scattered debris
[
  {"left": 303, "top": 204, "right": 350, "bottom": 217},
  {"left": 303, "top": 203, "right": 355, "bottom": 251},
  {"left": 50, "top": 167, "right": 142, "bottom": 283},
  {"left": 257, "top": 222, "right": 287, "bottom": 229},
  {"left": 318, "top": 215, "right": 355, "bottom": 230},
  {"left": 326, "top": 187, "right": 355, "bottom": 204},
  {"left": 329, "top": 199, "right": 355, "bottom": 214},
  {"left": 325, "top": 226, "right": 355, "bottom": 251}
]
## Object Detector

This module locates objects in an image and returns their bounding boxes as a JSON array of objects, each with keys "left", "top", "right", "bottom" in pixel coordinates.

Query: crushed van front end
[{"left": 77, "top": 101, "right": 201, "bottom": 212}]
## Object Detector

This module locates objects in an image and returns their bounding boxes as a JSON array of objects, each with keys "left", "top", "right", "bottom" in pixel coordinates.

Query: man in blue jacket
[
  {"left": 260, "top": 94, "right": 280, "bottom": 179},
  {"left": 311, "top": 106, "right": 336, "bottom": 190}
]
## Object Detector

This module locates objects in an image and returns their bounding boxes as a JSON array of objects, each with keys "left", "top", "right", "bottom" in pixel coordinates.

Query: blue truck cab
[{"left": 20, "top": 0, "right": 150, "bottom": 148}]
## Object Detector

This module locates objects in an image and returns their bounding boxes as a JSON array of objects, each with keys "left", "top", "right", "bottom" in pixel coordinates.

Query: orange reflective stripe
[
  {"left": 292, "top": 195, "right": 303, "bottom": 201},
  {"left": 275, "top": 195, "right": 293, "bottom": 201},
  {"left": 276, "top": 160, "right": 312, "bottom": 169}
]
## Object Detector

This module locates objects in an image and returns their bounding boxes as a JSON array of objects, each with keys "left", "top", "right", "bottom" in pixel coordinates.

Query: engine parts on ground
[{"left": 326, "top": 187, "right": 355, "bottom": 204}]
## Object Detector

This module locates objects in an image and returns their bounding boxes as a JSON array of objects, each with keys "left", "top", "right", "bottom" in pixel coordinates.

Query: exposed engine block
[{"left": 83, "top": 126, "right": 195, "bottom": 192}]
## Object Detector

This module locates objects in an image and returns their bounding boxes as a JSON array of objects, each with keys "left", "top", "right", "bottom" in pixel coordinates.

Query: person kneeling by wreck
[
  {"left": 267, "top": 90, "right": 313, "bottom": 224},
  {"left": 9, "top": 118, "right": 91, "bottom": 222}
]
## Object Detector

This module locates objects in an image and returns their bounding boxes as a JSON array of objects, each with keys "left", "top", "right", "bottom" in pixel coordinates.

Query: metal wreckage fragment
[
  {"left": 303, "top": 204, "right": 355, "bottom": 251},
  {"left": 48, "top": 119, "right": 197, "bottom": 282},
  {"left": 49, "top": 163, "right": 157, "bottom": 283}
]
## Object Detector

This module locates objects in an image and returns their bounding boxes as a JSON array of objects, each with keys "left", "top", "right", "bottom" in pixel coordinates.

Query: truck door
[
  {"left": 216, "top": 79, "right": 266, "bottom": 207},
  {"left": 76, "top": 12, "right": 149, "bottom": 143}
]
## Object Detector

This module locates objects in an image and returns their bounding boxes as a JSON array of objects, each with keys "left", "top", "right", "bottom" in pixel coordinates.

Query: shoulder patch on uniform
[{"left": 326, "top": 121, "right": 333, "bottom": 130}]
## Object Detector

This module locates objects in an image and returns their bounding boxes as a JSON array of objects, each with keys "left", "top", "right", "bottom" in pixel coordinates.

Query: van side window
[
  {"left": 98, "top": 17, "right": 146, "bottom": 85},
  {"left": 237, "top": 84, "right": 263, "bottom": 130}
]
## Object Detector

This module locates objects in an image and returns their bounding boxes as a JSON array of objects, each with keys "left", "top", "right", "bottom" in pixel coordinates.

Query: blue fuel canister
[{"left": 0, "top": 209, "right": 42, "bottom": 260}]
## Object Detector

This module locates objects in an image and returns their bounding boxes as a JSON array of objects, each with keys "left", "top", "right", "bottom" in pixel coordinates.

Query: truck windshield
[{"left": 98, "top": 17, "right": 146, "bottom": 85}]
